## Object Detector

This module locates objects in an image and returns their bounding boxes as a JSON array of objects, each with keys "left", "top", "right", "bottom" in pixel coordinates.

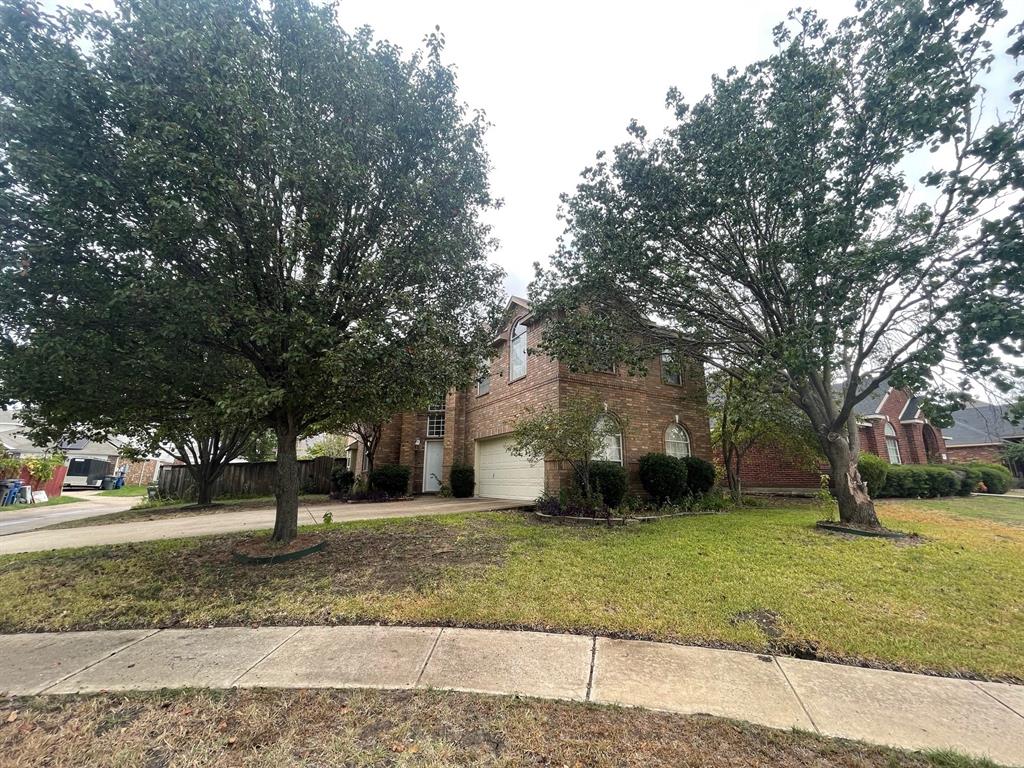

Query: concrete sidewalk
[
  {"left": 1, "top": 626, "right": 1021, "bottom": 765},
  {"left": 0, "top": 498, "right": 526, "bottom": 555}
]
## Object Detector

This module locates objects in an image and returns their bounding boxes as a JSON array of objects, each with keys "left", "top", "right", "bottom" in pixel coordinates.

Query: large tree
[
  {"left": 0, "top": 0, "right": 501, "bottom": 541},
  {"left": 534, "top": 0, "right": 1023, "bottom": 526}
]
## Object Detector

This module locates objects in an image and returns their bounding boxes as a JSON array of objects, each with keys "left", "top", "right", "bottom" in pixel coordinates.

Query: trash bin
[{"left": 100, "top": 475, "right": 118, "bottom": 490}]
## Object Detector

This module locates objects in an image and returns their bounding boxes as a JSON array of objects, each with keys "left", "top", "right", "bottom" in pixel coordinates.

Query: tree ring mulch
[
  {"left": 816, "top": 521, "right": 914, "bottom": 540},
  {"left": 534, "top": 510, "right": 717, "bottom": 525},
  {"left": 232, "top": 533, "right": 326, "bottom": 564}
]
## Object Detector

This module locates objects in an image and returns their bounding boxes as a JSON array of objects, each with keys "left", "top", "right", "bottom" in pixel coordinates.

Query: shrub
[
  {"left": 857, "top": 453, "right": 888, "bottom": 498},
  {"left": 966, "top": 462, "right": 1012, "bottom": 494},
  {"left": 535, "top": 490, "right": 561, "bottom": 516},
  {"left": 638, "top": 453, "right": 688, "bottom": 503},
  {"left": 682, "top": 456, "right": 716, "bottom": 496},
  {"left": 882, "top": 464, "right": 960, "bottom": 498},
  {"left": 558, "top": 485, "right": 603, "bottom": 517},
  {"left": 587, "top": 461, "right": 628, "bottom": 508},
  {"left": 330, "top": 468, "right": 354, "bottom": 496},
  {"left": 449, "top": 463, "right": 475, "bottom": 498},
  {"left": 950, "top": 465, "right": 981, "bottom": 496},
  {"left": 368, "top": 464, "right": 411, "bottom": 497}
]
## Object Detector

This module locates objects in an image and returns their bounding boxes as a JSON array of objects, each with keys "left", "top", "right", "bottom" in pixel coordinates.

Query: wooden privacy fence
[{"left": 156, "top": 457, "right": 345, "bottom": 499}]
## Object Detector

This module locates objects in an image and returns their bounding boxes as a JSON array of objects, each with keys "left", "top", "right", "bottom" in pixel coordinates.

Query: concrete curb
[{"left": 1, "top": 625, "right": 1022, "bottom": 765}]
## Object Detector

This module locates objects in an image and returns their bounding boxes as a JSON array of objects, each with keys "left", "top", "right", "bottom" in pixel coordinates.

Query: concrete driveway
[
  {"left": 0, "top": 497, "right": 528, "bottom": 555},
  {"left": 0, "top": 491, "right": 143, "bottom": 537}
]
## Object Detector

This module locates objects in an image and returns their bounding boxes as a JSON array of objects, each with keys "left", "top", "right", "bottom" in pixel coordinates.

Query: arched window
[
  {"left": 884, "top": 422, "right": 902, "bottom": 465},
  {"left": 509, "top": 320, "right": 528, "bottom": 381},
  {"left": 593, "top": 415, "right": 623, "bottom": 464},
  {"left": 665, "top": 424, "right": 691, "bottom": 458}
]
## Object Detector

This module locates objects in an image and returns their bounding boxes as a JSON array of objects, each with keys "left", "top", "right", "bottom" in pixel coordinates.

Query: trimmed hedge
[
  {"left": 682, "top": 456, "right": 716, "bottom": 497},
  {"left": 588, "top": 461, "right": 629, "bottom": 508},
  {"left": 449, "top": 463, "right": 475, "bottom": 498},
  {"left": 638, "top": 453, "right": 689, "bottom": 503},
  {"left": 881, "top": 464, "right": 960, "bottom": 498},
  {"left": 964, "top": 461, "right": 1012, "bottom": 494},
  {"left": 857, "top": 453, "right": 888, "bottom": 498},
  {"left": 368, "top": 464, "right": 411, "bottom": 497}
]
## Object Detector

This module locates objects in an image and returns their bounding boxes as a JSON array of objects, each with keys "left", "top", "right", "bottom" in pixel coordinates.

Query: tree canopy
[
  {"left": 533, "top": 0, "right": 1023, "bottom": 526},
  {"left": 0, "top": 0, "right": 502, "bottom": 540}
]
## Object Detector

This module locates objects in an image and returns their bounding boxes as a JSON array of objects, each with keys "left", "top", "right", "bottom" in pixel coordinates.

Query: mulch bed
[{"left": 816, "top": 520, "right": 916, "bottom": 540}]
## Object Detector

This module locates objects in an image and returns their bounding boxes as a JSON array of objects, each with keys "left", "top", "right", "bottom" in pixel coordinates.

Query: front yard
[
  {"left": 0, "top": 497, "right": 1021, "bottom": 681},
  {"left": 0, "top": 689, "right": 999, "bottom": 768}
]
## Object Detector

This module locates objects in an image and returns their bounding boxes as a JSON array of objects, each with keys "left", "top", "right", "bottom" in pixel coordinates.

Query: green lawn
[
  {"left": 95, "top": 484, "right": 149, "bottom": 497},
  {"left": 908, "top": 495, "right": 1023, "bottom": 527},
  {"left": 1, "top": 497, "right": 1021, "bottom": 681}
]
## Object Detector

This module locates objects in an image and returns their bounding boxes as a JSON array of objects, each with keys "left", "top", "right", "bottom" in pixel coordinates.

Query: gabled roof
[
  {"left": 899, "top": 395, "right": 923, "bottom": 421},
  {"left": 943, "top": 401, "right": 1024, "bottom": 446}
]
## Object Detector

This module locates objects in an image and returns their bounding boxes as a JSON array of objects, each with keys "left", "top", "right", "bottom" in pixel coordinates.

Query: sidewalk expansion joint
[
  {"left": 971, "top": 680, "right": 1024, "bottom": 720},
  {"left": 585, "top": 636, "right": 597, "bottom": 701},
  {"left": 774, "top": 656, "right": 819, "bottom": 734},
  {"left": 228, "top": 626, "right": 303, "bottom": 687},
  {"left": 414, "top": 627, "right": 444, "bottom": 688},
  {"left": 37, "top": 628, "right": 161, "bottom": 695}
]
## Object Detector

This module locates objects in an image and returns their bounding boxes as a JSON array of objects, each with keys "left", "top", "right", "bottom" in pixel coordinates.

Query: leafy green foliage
[
  {"left": 587, "top": 461, "right": 628, "bottom": 508},
  {"left": 857, "top": 454, "right": 890, "bottom": 499},
  {"left": 509, "top": 397, "right": 622, "bottom": 496},
  {"left": 682, "top": 457, "right": 716, "bottom": 497},
  {"left": 368, "top": 465, "right": 412, "bottom": 498},
  {"left": 243, "top": 431, "right": 278, "bottom": 463},
  {"left": 638, "top": 453, "right": 689, "bottom": 503},
  {"left": 449, "top": 463, "right": 475, "bottom": 498},
  {"left": 305, "top": 435, "right": 349, "bottom": 460},
  {"left": 532, "top": 0, "right": 1022, "bottom": 526},
  {"left": 963, "top": 462, "right": 1012, "bottom": 494},
  {"left": 330, "top": 469, "right": 355, "bottom": 496},
  {"left": 22, "top": 453, "right": 65, "bottom": 489},
  {"left": 882, "top": 465, "right": 961, "bottom": 498},
  {"left": 0, "top": 0, "right": 501, "bottom": 541},
  {"left": 0, "top": 451, "right": 21, "bottom": 479}
]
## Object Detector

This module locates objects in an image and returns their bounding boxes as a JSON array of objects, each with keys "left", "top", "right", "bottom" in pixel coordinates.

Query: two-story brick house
[
  {"left": 739, "top": 382, "right": 949, "bottom": 493},
  {"left": 347, "top": 297, "right": 712, "bottom": 499}
]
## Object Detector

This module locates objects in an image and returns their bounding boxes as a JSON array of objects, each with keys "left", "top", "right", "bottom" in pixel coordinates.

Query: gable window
[
  {"left": 510, "top": 320, "right": 528, "bottom": 381},
  {"left": 661, "top": 352, "right": 682, "bottom": 386},
  {"left": 665, "top": 424, "right": 691, "bottom": 458},
  {"left": 593, "top": 415, "right": 623, "bottom": 464},
  {"left": 477, "top": 369, "right": 491, "bottom": 396},
  {"left": 884, "top": 422, "right": 901, "bottom": 464},
  {"left": 427, "top": 402, "right": 446, "bottom": 438}
]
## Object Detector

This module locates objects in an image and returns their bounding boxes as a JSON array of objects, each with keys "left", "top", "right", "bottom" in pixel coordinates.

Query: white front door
[{"left": 423, "top": 441, "right": 444, "bottom": 493}]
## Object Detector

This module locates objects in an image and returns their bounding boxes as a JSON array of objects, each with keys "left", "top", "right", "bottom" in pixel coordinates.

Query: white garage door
[{"left": 476, "top": 436, "right": 545, "bottom": 500}]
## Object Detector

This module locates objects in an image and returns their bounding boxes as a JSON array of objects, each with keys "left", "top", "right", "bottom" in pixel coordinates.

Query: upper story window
[
  {"left": 477, "top": 370, "right": 491, "bottom": 396},
  {"left": 427, "top": 402, "right": 445, "bottom": 438},
  {"left": 593, "top": 415, "right": 623, "bottom": 465},
  {"left": 884, "top": 422, "right": 901, "bottom": 464},
  {"left": 661, "top": 352, "right": 682, "bottom": 386},
  {"left": 510, "top": 320, "right": 528, "bottom": 381},
  {"left": 665, "top": 424, "right": 691, "bottom": 458}
]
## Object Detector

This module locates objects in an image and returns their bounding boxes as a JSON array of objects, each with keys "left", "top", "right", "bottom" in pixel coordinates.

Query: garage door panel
[{"left": 476, "top": 436, "right": 544, "bottom": 500}]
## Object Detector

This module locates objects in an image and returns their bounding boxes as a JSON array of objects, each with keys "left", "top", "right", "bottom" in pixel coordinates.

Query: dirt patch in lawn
[
  {"left": 0, "top": 688, "right": 990, "bottom": 768},
  {"left": 0, "top": 518, "right": 511, "bottom": 632},
  {"left": 730, "top": 608, "right": 783, "bottom": 639}
]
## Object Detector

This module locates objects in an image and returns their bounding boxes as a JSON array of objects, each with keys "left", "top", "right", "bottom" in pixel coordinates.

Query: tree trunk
[
  {"left": 823, "top": 436, "right": 880, "bottom": 527},
  {"left": 272, "top": 419, "right": 300, "bottom": 543},
  {"left": 195, "top": 472, "right": 214, "bottom": 506}
]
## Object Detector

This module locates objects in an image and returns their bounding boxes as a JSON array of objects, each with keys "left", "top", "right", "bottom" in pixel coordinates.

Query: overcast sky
[
  {"left": 329, "top": 0, "right": 1023, "bottom": 298},
  {"left": 335, "top": 0, "right": 865, "bottom": 297}
]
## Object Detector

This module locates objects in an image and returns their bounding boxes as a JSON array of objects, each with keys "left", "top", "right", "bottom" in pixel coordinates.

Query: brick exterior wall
[
  {"left": 360, "top": 303, "right": 712, "bottom": 496},
  {"left": 739, "top": 386, "right": 949, "bottom": 491},
  {"left": 945, "top": 444, "right": 1003, "bottom": 464},
  {"left": 114, "top": 459, "right": 167, "bottom": 486}
]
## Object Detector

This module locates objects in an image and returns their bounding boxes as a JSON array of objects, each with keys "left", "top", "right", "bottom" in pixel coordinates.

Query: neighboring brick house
[
  {"left": 943, "top": 401, "right": 1023, "bottom": 478},
  {"left": 739, "top": 383, "right": 949, "bottom": 493},
  {"left": 347, "top": 297, "right": 712, "bottom": 499}
]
